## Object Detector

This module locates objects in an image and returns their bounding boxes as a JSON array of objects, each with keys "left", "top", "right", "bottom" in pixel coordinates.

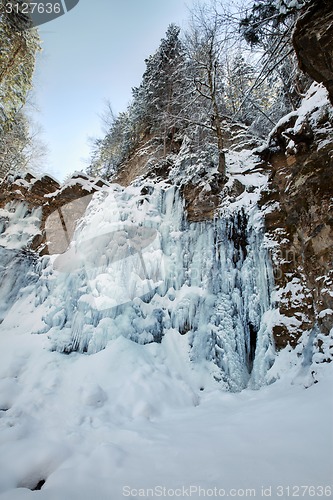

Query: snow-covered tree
[
  {"left": 87, "top": 110, "right": 133, "bottom": 179},
  {"left": 132, "top": 24, "right": 187, "bottom": 150},
  {"left": 0, "top": 2, "right": 41, "bottom": 176},
  {"left": 0, "top": 109, "right": 48, "bottom": 178},
  {"left": 0, "top": 4, "right": 40, "bottom": 130},
  {"left": 87, "top": 25, "right": 188, "bottom": 179},
  {"left": 184, "top": 3, "right": 233, "bottom": 178},
  {"left": 239, "top": 0, "right": 312, "bottom": 118}
]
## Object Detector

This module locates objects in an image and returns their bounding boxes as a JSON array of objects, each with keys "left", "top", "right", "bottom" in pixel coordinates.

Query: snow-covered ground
[{"left": 0, "top": 324, "right": 332, "bottom": 500}]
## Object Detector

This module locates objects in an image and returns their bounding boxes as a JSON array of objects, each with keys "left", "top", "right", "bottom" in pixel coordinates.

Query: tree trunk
[
  {"left": 215, "top": 122, "right": 226, "bottom": 178},
  {"left": 0, "top": 42, "right": 24, "bottom": 85},
  {"left": 207, "top": 61, "right": 226, "bottom": 181}
]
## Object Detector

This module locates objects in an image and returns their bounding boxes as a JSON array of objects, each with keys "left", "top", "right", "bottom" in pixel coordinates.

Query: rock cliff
[
  {"left": 0, "top": 172, "right": 108, "bottom": 254},
  {"left": 293, "top": 0, "right": 333, "bottom": 106},
  {"left": 259, "top": 83, "right": 333, "bottom": 355}
]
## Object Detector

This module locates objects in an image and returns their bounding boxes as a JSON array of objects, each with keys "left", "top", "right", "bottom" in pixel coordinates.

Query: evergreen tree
[
  {"left": 87, "top": 25, "right": 188, "bottom": 179},
  {"left": 225, "top": 51, "right": 256, "bottom": 121},
  {"left": 0, "top": 1, "right": 41, "bottom": 176},
  {"left": 0, "top": 3, "right": 40, "bottom": 130},
  {"left": 132, "top": 24, "right": 187, "bottom": 149},
  {"left": 87, "top": 111, "right": 133, "bottom": 179},
  {"left": 0, "top": 109, "right": 28, "bottom": 175}
]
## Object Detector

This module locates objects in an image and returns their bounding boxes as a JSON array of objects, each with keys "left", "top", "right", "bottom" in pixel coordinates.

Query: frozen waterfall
[
  {"left": 16, "top": 181, "right": 275, "bottom": 392},
  {"left": 0, "top": 181, "right": 276, "bottom": 392}
]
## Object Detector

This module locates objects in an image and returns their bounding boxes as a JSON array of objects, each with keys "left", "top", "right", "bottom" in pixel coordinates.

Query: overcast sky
[{"left": 33, "top": 0, "right": 196, "bottom": 181}]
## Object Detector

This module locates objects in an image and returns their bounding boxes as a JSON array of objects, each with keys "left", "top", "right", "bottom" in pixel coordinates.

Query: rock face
[
  {"left": 0, "top": 172, "right": 108, "bottom": 254},
  {"left": 112, "top": 120, "right": 261, "bottom": 223},
  {"left": 259, "top": 84, "right": 333, "bottom": 351},
  {"left": 293, "top": 0, "right": 333, "bottom": 106}
]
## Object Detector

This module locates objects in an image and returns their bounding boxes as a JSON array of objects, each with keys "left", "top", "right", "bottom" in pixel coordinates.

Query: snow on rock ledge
[
  {"left": 258, "top": 83, "right": 333, "bottom": 362},
  {"left": 0, "top": 171, "right": 109, "bottom": 254}
]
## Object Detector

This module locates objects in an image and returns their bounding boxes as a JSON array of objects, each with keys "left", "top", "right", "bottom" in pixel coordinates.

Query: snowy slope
[{"left": 0, "top": 326, "right": 332, "bottom": 499}]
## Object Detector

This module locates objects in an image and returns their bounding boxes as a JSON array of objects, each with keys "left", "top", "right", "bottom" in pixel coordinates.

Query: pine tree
[
  {"left": 0, "top": 3, "right": 40, "bottom": 130},
  {"left": 0, "top": 1, "right": 41, "bottom": 176},
  {"left": 87, "top": 111, "right": 133, "bottom": 179},
  {"left": 0, "top": 110, "right": 28, "bottom": 176},
  {"left": 132, "top": 24, "right": 187, "bottom": 151},
  {"left": 225, "top": 51, "right": 256, "bottom": 122}
]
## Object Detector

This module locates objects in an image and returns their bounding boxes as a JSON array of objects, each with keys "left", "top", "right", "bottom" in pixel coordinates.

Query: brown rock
[
  {"left": 0, "top": 172, "right": 107, "bottom": 255},
  {"left": 262, "top": 106, "right": 333, "bottom": 348},
  {"left": 293, "top": 0, "right": 333, "bottom": 105}
]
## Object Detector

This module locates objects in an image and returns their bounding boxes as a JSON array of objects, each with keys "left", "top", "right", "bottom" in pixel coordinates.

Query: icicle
[
  {"left": 21, "top": 181, "right": 276, "bottom": 391},
  {"left": 71, "top": 310, "right": 86, "bottom": 352}
]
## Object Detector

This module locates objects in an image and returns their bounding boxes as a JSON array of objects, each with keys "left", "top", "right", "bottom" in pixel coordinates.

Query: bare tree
[
  {"left": 185, "top": 2, "right": 234, "bottom": 180},
  {"left": 0, "top": 109, "right": 48, "bottom": 177}
]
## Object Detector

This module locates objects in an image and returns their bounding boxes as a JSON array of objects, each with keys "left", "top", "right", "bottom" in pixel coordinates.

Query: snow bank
[{"left": 0, "top": 322, "right": 331, "bottom": 498}]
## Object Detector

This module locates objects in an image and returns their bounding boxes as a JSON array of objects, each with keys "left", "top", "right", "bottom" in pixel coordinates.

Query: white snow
[
  {"left": 274, "top": 0, "right": 311, "bottom": 16},
  {"left": 0, "top": 324, "right": 332, "bottom": 499},
  {"left": 269, "top": 83, "right": 331, "bottom": 154},
  {"left": 0, "top": 202, "right": 42, "bottom": 251},
  {"left": 318, "top": 309, "right": 333, "bottom": 319}
]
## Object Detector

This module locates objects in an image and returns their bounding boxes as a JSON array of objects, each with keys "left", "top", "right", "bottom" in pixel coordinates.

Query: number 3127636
[{"left": 5, "top": 2, "right": 62, "bottom": 14}]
